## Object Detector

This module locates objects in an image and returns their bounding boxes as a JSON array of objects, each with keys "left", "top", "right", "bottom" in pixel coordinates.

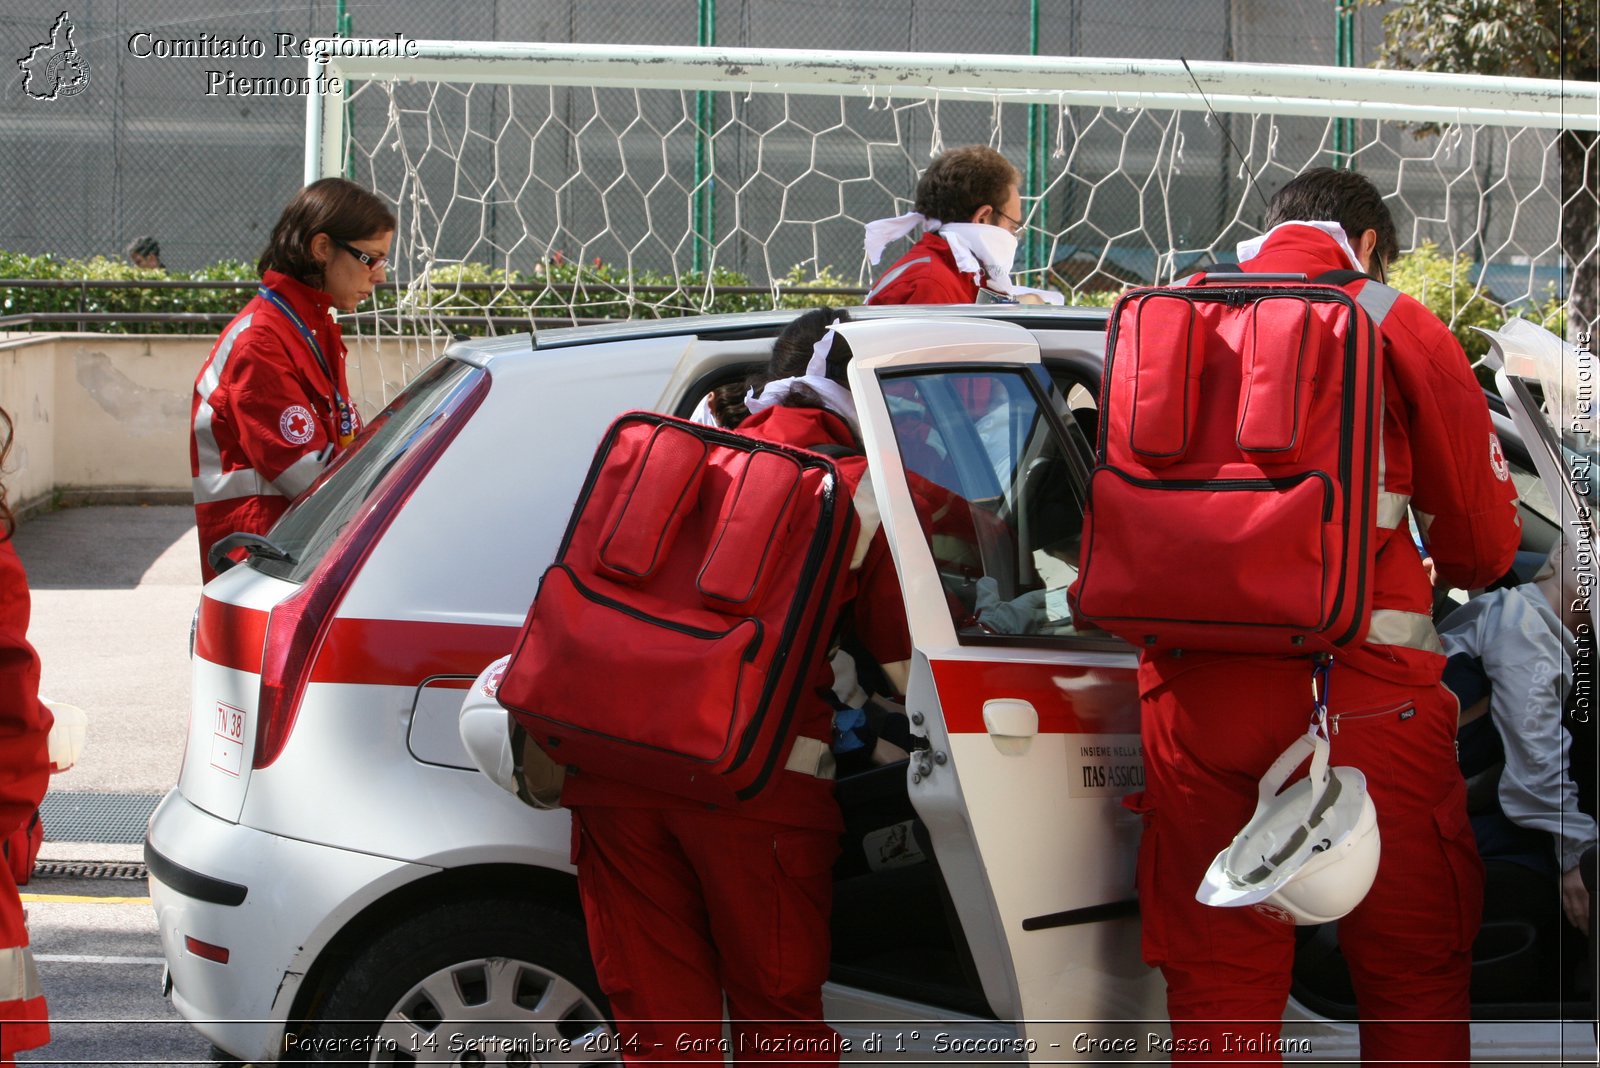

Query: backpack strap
[
  {"left": 1177, "top": 262, "right": 1241, "bottom": 286},
  {"left": 806, "top": 442, "right": 860, "bottom": 460},
  {"left": 1313, "top": 270, "right": 1401, "bottom": 328}
]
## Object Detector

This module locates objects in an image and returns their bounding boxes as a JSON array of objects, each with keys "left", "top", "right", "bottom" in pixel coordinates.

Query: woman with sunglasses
[{"left": 189, "top": 178, "right": 395, "bottom": 580}]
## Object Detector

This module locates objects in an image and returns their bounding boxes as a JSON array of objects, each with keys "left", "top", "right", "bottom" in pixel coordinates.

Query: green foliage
[
  {"left": 0, "top": 251, "right": 882, "bottom": 335},
  {"left": 1387, "top": 242, "right": 1565, "bottom": 389},
  {"left": 1387, "top": 242, "right": 1505, "bottom": 360},
  {"left": 773, "top": 265, "right": 861, "bottom": 310},
  {"left": 1060, "top": 287, "right": 1124, "bottom": 308},
  {"left": 0, "top": 252, "right": 259, "bottom": 332},
  {"left": 1361, "top": 0, "right": 1595, "bottom": 80}
]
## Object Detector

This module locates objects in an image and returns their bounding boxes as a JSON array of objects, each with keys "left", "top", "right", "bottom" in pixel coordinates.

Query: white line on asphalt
[{"left": 33, "top": 954, "right": 165, "bottom": 965}]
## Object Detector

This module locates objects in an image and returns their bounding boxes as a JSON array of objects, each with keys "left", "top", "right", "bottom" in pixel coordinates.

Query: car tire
[{"left": 289, "top": 896, "right": 615, "bottom": 1064}]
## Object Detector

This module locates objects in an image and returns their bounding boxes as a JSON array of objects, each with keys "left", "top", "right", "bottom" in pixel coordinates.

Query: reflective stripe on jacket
[
  {"left": 0, "top": 543, "right": 52, "bottom": 1057},
  {"left": 866, "top": 233, "right": 982, "bottom": 305},
  {"left": 189, "top": 270, "right": 360, "bottom": 581}
]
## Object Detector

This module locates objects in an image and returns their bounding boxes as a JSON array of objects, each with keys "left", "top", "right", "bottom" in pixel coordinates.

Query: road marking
[
  {"left": 20, "top": 893, "right": 150, "bottom": 905},
  {"left": 33, "top": 954, "right": 165, "bottom": 965}
]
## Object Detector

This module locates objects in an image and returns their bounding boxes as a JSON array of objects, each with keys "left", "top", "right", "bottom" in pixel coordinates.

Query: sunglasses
[
  {"left": 991, "top": 206, "right": 1024, "bottom": 233},
  {"left": 330, "top": 235, "right": 390, "bottom": 272}
]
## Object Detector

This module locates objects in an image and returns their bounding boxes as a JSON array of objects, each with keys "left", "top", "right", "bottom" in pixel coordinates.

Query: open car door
[
  {"left": 1487, "top": 339, "right": 1598, "bottom": 639},
  {"left": 840, "top": 317, "right": 1165, "bottom": 1056}
]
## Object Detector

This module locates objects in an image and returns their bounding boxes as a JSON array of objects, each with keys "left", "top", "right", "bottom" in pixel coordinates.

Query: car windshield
[{"left": 254, "top": 358, "right": 482, "bottom": 583}]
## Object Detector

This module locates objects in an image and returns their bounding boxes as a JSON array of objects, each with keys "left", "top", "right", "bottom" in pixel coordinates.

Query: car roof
[
  {"left": 445, "top": 303, "right": 1114, "bottom": 367},
  {"left": 437, "top": 304, "right": 1527, "bottom": 457}
]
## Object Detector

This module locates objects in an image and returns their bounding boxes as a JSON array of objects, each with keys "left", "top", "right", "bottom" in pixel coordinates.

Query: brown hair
[
  {"left": 257, "top": 178, "right": 397, "bottom": 285},
  {"left": 0, "top": 409, "right": 16, "bottom": 540},
  {"left": 1264, "top": 167, "right": 1400, "bottom": 272},
  {"left": 913, "top": 145, "right": 1020, "bottom": 225}
]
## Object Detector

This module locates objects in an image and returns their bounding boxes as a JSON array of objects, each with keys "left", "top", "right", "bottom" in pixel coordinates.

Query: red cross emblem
[{"left": 279, "top": 404, "right": 316, "bottom": 446}]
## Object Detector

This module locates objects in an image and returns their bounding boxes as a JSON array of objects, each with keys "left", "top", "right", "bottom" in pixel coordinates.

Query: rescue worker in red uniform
[
  {"left": 564, "top": 309, "right": 912, "bottom": 1064},
  {"left": 864, "top": 145, "right": 1024, "bottom": 305},
  {"left": 190, "top": 178, "right": 396, "bottom": 581},
  {"left": 0, "top": 411, "right": 54, "bottom": 1064},
  {"left": 1130, "top": 169, "right": 1522, "bottom": 1063}
]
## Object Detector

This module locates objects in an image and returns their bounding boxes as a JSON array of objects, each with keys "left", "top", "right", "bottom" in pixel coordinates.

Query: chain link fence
[{"left": 1, "top": 1, "right": 1387, "bottom": 271}]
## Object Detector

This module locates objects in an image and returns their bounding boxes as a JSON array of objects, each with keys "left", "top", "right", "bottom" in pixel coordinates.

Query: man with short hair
[
  {"left": 864, "top": 145, "right": 1025, "bottom": 304},
  {"left": 1131, "top": 167, "right": 1521, "bottom": 1062}
]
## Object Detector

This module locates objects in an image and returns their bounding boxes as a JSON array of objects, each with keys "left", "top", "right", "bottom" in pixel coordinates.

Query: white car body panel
[
  {"left": 151, "top": 309, "right": 1593, "bottom": 1063},
  {"left": 841, "top": 318, "right": 1165, "bottom": 1043},
  {"left": 147, "top": 791, "right": 427, "bottom": 1064}
]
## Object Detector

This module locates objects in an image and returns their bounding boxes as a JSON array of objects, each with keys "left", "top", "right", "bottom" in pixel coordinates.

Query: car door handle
[{"left": 983, "top": 698, "right": 1038, "bottom": 756}]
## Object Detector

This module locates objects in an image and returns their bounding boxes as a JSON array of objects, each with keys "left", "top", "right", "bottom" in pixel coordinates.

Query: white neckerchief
[
  {"left": 1236, "top": 221, "right": 1366, "bottom": 274},
  {"left": 865, "top": 211, "right": 931, "bottom": 266},
  {"left": 687, "top": 391, "right": 722, "bottom": 428},
  {"left": 935, "top": 222, "right": 1018, "bottom": 291},
  {"left": 744, "top": 321, "right": 858, "bottom": 434},
  {"left": 865, "top": 212, "right": 1064, "bottom": 304}
]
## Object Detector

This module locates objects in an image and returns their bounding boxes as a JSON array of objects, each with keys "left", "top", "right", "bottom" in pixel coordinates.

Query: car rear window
[{"left": 254, "top": 358, "right": 484, "bottom": 583}]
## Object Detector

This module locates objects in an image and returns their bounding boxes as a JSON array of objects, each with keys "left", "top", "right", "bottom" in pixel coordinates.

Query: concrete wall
[{"left": 0, "top": 332, "right": 442, "bottom": 515}]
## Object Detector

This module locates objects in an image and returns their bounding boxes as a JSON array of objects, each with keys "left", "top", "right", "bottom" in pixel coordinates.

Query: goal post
[{"left": 301, "top": 40, "right": 1599, "bottom": 385}]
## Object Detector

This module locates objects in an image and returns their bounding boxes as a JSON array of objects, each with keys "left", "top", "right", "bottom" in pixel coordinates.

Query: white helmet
[
  {"left": 459, "top": 656, "right": 564, "bottom": 810},
  {"left": 1197, "top": 723, "right": 1380, "bottom": 925}
]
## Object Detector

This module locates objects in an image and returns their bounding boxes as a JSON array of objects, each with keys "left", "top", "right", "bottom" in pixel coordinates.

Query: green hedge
[
  {"left": 0, "top": 248, "right": 1565, "bottom": 352},
  {"left": 0, "top": 252, "right": 861, "bottom": 335}
]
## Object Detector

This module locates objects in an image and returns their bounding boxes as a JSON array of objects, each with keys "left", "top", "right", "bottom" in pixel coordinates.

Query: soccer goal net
[{"left": 307, "top": 42, "right": 1597, "bottom": 379}]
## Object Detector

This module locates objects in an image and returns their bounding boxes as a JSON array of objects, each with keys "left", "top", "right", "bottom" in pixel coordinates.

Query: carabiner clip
[{"left": 1310, "top": 654, "right": 1332, "bottom": 733}]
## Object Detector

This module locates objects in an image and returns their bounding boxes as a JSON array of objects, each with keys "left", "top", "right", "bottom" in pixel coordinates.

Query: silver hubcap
[{"left": 368, "top": 956, "right": 613, "bottom": 1066}]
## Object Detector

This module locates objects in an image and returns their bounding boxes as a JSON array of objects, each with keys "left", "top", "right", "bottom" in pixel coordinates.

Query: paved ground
[
  {"left": 12, "top": 505, "right": 200, "bottom": 798},
  {"left": 10, "top": 505, "right": 213, "bottom": 1065}
]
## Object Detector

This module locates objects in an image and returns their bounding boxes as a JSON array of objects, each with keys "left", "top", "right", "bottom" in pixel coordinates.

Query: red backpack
[
  {"left": 496, "top": 411, "right": 855, "bottom": 805},
  {"left": 1070, "top": 270, "right": 1396, "bottom": 654}
]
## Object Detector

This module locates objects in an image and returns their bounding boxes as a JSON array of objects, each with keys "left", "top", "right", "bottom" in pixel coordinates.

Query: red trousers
[
  {"left": 570, "top": 805, "right": 842, "bottom": 1065},
  {"left": 1134, "top": 657, "right": 1480, "bottom": 1065}
]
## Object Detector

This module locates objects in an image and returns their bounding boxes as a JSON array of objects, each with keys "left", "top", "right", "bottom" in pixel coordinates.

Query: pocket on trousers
[
  {"left": 767, "top": 830, "right": 840, "bottom": 999},
  {"left": 1432, "top": 787, "right": 1485, "bottom": 953},
  {"left": 1125, "top": 792, "right": 1169, "bottom": 966},
  {"left": 568, "top": 814, "right": 625, "bottom": 995}
]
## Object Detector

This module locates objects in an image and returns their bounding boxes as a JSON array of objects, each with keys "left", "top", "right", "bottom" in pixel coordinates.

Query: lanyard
[{"left": 258, "top": 286, "right": 357, "bottom": 445}]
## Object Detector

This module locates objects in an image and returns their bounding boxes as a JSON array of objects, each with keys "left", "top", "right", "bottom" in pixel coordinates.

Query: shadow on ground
[{"left": 12, "top": 505, "right": 197, "bottom": 590}]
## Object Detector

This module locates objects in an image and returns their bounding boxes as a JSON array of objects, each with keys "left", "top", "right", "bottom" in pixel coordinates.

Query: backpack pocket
[
  {"left": 1077, "top": 468, "right": 1335, "bottom": 637},
  {"left": 500, "top": 564, "right": 765, "bottom": 764}
]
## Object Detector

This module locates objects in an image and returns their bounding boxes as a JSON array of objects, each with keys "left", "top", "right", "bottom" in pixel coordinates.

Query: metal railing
[{"left": 0, "top": 278, "right": 872, "bottom": 335}]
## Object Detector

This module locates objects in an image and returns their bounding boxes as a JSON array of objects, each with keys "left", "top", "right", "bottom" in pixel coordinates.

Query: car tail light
[
  {"left": 253, "top": 374, "right": 489, "bottom": 768},
  {"left": 184, "top": 935, "right": 230, "bottom": 964}
]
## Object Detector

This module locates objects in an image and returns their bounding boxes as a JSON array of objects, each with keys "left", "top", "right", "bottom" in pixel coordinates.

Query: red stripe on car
[
  {"left": 198, "top": 598, "right": 514, "bottom": 686},
  {"left": 308, "top": 619, "right": 519, "bottom": 686},
  {"left": 929, "top": 659, "right": 1140, "bottom": 735},
  {"left": 195, "top": 597, "right": 270, "bottom": 673}
]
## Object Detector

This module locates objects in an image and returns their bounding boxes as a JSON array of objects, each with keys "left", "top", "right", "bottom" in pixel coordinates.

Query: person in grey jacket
[{"left": 1439, "top": 555, "right": 1595, "bottom": 935}]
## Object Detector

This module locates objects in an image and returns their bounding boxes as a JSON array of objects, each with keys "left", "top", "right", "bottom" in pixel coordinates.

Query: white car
[{"left": 147, "top": 306, "right": 1595, "bottom": 1063}]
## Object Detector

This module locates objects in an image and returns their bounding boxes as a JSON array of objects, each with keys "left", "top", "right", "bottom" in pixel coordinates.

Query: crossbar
[{"left": 310, "top": 42, "right": 1599, "bottom": 139}]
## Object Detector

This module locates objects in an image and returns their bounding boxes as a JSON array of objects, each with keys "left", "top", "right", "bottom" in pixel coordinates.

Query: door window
[{"left": 882, "top": 367, "right": 1111, "bottom": 644}]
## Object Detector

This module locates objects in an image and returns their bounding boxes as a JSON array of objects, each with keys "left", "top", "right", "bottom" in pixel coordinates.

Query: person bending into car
[
  {"left": 0, "top": 408, "right": 54, "bottom": 1064},
  {"left": 189, "top": 178, "right": 396, "bottom": 580},
  {"left": 1125, "top": 168, "right": 1521, "bottom": 1063},
  {"left": 563, "top": 307, "right": 911, "bottom": 1064},
  {"left": 1440, "top": 542, "right": 1596, "bottom": 939}
]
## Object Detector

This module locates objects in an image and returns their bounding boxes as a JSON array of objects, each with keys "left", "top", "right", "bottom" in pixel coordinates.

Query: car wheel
[{"left": 292, "top": 897, "right": 615, "bottom": 1065}]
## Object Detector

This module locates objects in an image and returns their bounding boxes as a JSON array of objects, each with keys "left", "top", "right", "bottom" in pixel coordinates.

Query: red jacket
[
  {"left": 190, "top": 271, "right": 362, "bottom": 581},
  {"left": 866, "top": 233, "right": 982, "bottom": 305},
  {"left": 564, "top": 405, "right": 913, "bottom": 827},
  {"left": 0, "top": 542, "right": 52, "bottom": 1058},
  {"left": 1146, "top": 226, "right": 1521, "bottom": 689}
]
